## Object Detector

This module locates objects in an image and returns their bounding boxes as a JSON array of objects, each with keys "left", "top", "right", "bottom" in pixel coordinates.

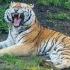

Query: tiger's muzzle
[{"left": 11, "top": 12, "right": 24, "bottom": 27}]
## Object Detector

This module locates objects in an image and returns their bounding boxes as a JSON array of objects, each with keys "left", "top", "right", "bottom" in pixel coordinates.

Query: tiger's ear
[
  {"left": 29, "top": 4, "right": 34, "bottom": 8},
  {"left": 10, "top": 1, "right": 15, "bottom": 8},
  {"left": 10, "top": 1, "right": 15, "bottom": 5}
]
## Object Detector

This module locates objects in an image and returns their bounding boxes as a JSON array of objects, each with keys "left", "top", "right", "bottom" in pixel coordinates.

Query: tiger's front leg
[
  {"left": 0, "top": 43, "right": 35, "bottom": 56},
  {"left": 0, "top": 36, "right": 15, "bottom": 49},
  {"left": 0, "top": 40, "right": 10, "bottom": 49}
]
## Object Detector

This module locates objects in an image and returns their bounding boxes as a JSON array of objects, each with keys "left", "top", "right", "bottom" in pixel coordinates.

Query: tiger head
[{"left": 4, "top": 2, "right": 35, "bottom": 29}]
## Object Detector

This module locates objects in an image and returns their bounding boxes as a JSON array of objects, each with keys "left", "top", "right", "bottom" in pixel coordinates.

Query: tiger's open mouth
[{"left": 12, "top": 13, "right": 24, "bottom": 27}]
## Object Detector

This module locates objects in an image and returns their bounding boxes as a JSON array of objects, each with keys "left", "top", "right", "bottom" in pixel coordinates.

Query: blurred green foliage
[
  {"left": 0, "top": 7, "right": 8, "bottom": 33},
  {"left": 37, "top": 0, "right": 70, "bottom": 9},
  {"left": 64, "top": 1, "right": 70, "bottom": 9},
  {"left": 0, "top": 0, "right": 10, "bottom": 3},
  {"left": 0, "top": 0, "right": 22, "bottom": 3},
  {"left": 47, "top": 12, "right": 70, "bottom": 20}
]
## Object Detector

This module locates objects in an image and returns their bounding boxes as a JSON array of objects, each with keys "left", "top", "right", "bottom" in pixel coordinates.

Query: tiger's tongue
[{"left": 14, "top": 18, "right": 21, "bottom": 27}]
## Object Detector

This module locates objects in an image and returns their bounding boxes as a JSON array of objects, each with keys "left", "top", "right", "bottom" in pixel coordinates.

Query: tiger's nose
[{"left": 14, "top": 9, "right": 18, "bottom": 13}]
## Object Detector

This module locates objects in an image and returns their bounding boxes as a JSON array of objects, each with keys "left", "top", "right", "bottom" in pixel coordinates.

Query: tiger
[{"left": 0, "top": 2, "right": 70, "bottom": 70}]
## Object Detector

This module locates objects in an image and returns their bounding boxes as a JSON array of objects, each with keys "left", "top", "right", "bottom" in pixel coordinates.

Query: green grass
[
  {"left": 37, "top": 0, "right": 70, "bottom": 9},
  {"left": 0, "top": 0, "right": 22, "bottom": 3},
  {"left": 47, "top": 12, "right": 70, "bottom": 21},
  {"left": 0, "top": 55, "right": 51, "bottom": 70},
  {"left": 64, "top": 1, "right": 70, "bottom": 9},
  {"left": 0, "top": 6, "right": 8, "bottom": 33}
]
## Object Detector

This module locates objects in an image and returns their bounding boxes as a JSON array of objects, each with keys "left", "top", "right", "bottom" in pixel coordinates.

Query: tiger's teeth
[{"left": 19, "top": 14, "right": 20, "bottom": 18}]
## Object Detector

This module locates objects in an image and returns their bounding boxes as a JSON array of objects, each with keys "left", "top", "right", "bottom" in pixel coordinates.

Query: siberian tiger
[{"left": 0, "top": 2, "right": 70, "bottom": 70}]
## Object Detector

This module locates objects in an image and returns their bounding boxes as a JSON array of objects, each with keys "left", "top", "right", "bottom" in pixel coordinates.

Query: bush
[
  {"left": 0, "top": 0, "right": 22, "bottom": 3},
  {"left": 64, "top": 1, "right": 70, "bottom": 9},
  {"left": 54, "top": 13, "right": 68, "bottom": 20},
  {"left": 37, "top": 0, "right": 49, "bottom": 5},
  {"left": 0, "top": 0, "right": 10, "bottom": 3},
  {"left": 47, "top": 12, "right": 70, "bottom": 20},
  {"left": 37, "top": 0, "right": 70, "bottom": 9},
  {"left": 37, "top": 0, "right": 63, "bottom": 6},
  {"left": 0, "top": 7, "right": 8, "bottom": 33}
]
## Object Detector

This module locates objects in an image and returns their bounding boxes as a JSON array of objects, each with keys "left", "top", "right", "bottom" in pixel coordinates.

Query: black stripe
[
  {"left": 42, "top": 40, "right": 50, "bottom": 54},
  {"left": 41, "top": 32, "right": 57, "bottom": 54},
  {"left": 17, "top": 22, "right": 41, "bottom": 42},
  {"left": 38, "top": 43, "right": 45, "bottom": 55},
  {"left": 48, "top": 31, "right": 57, "bottom": 38},
  {"left": 24, "top": 11, "right": 32, "bottom": 23},
  {"left": 7, "top": 15, "right": 12, "bottom": 22},
  {"left": 46, "top": 39, "right": 55, "bottom": 53},
  {"left": 18, "top": 25, "right": 41, "bottom": 43},
  {"left": 31, "top": 29, "right": 41, "bottom": 42},
  {"left": 38, "top": 30, "right": 56, "bottom": 54},
  {"left": 17, "top": 28, "right": 35, "bottom": 42},
  {"left": 55, "top": 37, "right": 66, "bottom": 51},
  {"left": 61, "top": 37, "right": 66, "bottom": 42},
  {"left": 53, "top": 33, "right": 61, "bottom": 44},
  {"left": 56, "top": 49, "right": 63, "bottom": 53},
  {"left": 62, "top": 57, "right": 70, "bottom": 60},
  {"left": 42, "top": 33, "right": 61, "bottom": 53}
]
